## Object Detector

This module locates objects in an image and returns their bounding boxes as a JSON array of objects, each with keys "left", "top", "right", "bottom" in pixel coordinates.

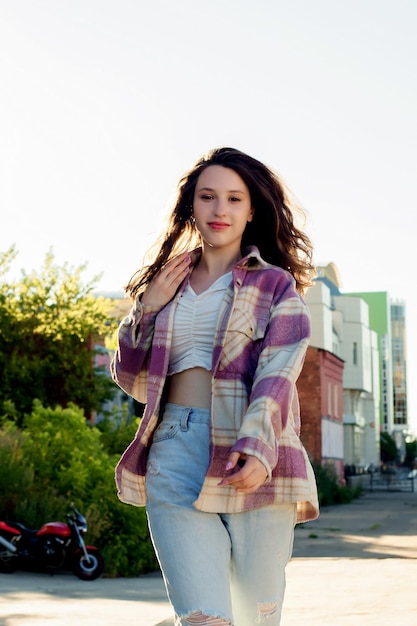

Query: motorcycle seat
[{"left": 6, "top": 521, "right": 38, "bottom": 535}]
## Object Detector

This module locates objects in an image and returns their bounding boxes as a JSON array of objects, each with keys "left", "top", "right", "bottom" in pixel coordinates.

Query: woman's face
[{"left": 193, "top": 165, "right": 253, "bottom": 255}]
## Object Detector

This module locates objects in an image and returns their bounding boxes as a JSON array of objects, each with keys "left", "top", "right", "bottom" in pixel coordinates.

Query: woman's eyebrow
[{"left": 197, "top": 186, "right": 247, "bottom": 193}]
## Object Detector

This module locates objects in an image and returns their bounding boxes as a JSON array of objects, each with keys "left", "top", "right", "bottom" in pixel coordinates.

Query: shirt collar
[{"left": 189, "top": 246, "right": 267, "bottom": 270}]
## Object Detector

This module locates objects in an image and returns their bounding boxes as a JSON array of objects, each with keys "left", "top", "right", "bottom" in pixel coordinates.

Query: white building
[{"left": 306, "top": 272, "right": 380, "bottom": 468}]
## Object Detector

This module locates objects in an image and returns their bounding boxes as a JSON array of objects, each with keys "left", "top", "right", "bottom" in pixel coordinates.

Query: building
[
  {"left": 344, "top": 294, "right": 410, "bottom": 445},
  {"left": 299, "top": 279, "right": 345, "bottom": 480},
  {"left": 391, "top": 300, "right": 408, "bottom": 427},
  {"left": 345, "top": 292, "right": 394, "bottom": 434},
  {"left": 390, "top": 299, "right": 409, "bottom": 455},
  {"left": 298, "top": 346, "right": 345, "bottom": 480},
  {"left": 332, "top": 295, "right": 380, "bottom": 468},
  {"left": 299, "top": 267, "right": 381, "bottom": 474}
]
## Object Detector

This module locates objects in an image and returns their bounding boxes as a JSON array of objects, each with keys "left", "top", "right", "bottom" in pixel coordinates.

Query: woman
[{"left": 111, "top": 147, "right": 319, "bottom": 626}]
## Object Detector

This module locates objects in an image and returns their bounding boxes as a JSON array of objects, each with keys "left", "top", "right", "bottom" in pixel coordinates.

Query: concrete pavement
[{"left": 1, "top": 489, "right": 417, "bottom": 625}]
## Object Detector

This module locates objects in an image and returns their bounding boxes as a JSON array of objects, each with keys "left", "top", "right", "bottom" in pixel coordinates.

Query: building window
[
  {"left": 328, "top": 382, "right": 332, "bottom": 417},
  {"left": 334, "top": 385, "right": 339, "bottom": 418},
  {"left": 353, "top": 342, "right": 358, "bottom": 365}
]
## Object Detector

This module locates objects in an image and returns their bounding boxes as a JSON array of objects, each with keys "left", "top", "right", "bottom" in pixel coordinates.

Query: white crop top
[{"left": 167, "top": 272, "right": 232, "bottom": 375}]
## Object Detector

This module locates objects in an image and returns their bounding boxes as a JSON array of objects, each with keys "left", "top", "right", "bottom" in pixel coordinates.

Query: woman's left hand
[{"left": 218, "top": 452, "right": 268, "bottom": 493}]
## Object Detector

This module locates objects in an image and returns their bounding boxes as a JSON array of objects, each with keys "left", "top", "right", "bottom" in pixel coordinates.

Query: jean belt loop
[{"left": 180, "top": 407, "right": 191, "bottom": 432}]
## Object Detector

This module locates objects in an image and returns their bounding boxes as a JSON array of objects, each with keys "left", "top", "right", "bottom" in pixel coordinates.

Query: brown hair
[{"left": 126, "top": 147, "right": 315, "bottom": 296}]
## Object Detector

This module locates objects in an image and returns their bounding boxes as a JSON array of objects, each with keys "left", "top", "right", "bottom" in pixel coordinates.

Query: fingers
[
  {"left": 141, "top": 252, "right": 191, "bottom": 307},
  {"left": 159, "top": 252, "right": 191, "bottom": 289},
  {"left": 224, "top": 451, "right": 241, "bottom": 472},
  {"left": 218, "top": 454, "right": 268, "bottom": 494}
]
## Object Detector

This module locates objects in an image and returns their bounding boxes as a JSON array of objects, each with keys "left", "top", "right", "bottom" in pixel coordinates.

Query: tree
[
  {"left": 380, "top": 432, "right": 399, "bottom": 464},
  {"left": 0, "top": 246, "right": 116, "bottom": 422},
  {"left": 404, "top": 438, "right": 417, "bottom": 468}
]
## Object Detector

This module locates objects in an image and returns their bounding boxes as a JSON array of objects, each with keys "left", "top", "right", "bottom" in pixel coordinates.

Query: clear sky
[{"left": 1, "top": 0, "right": 416, "bottom": 430}]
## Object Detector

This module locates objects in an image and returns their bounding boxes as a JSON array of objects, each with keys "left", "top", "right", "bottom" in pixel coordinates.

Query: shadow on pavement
[
  {"left": 0, "top": 569, "right": 165, "bottom": 601},
  {"left": 293, "top": 490, "right": 417, "bottom": 559}
]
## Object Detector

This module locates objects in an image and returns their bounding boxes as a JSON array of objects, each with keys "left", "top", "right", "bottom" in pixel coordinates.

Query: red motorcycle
[{"left": 0, "top": 505, "right": 104, "bottom": 580}]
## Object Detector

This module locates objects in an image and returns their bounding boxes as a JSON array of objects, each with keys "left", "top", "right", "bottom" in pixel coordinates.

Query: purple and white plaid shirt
[{"left": 111, "top": 247, "right": 319, "bottom": 523}]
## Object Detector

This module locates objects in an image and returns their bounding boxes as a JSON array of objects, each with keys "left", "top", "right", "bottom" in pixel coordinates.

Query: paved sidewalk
[{"left": 1, "top": 490, "right": 417, "bottom": 625}]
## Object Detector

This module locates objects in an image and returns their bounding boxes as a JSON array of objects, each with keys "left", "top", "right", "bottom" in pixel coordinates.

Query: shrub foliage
[
  {"left": 312, "top": 461, "right": 361, "bottom": 507},
  {"left": 0, "top": 402, "right": 158, "bottom": 577}
]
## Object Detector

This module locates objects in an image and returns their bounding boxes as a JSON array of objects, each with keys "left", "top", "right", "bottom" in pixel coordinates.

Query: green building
[{"left": 345, "top": 292, "right": 393, "bottom": 433}]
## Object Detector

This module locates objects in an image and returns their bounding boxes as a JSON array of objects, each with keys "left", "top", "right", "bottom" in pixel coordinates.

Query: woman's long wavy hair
[{"left": 126, "top": 147, "right": 315, "bottom": 296}]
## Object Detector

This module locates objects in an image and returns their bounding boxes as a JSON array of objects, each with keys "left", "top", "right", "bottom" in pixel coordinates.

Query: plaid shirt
[{"left": 111, "top": 247, "right": 319, "bottom": 523}]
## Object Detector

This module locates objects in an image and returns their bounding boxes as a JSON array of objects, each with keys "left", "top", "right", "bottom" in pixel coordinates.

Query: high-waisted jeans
[{"left": 145, "top": 404, "right": 296, "bottom": 626}]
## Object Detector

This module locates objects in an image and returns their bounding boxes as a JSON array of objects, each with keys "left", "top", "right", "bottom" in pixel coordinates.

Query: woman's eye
[
  {"left": 230, "top": 196, "right": 241, "bottom": 202},
  {"left": 201, "top": 194, "right": 213, "bottom": 200}
]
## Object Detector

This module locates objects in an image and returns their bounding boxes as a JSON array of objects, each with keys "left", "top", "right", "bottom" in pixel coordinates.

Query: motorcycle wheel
[{"left": 73, "top": 548, "right": 104, "bottom": 581}]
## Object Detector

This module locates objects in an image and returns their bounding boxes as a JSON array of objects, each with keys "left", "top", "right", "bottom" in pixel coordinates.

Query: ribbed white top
[{"left": 167, "top": 272, "right": 232, "bottom": 375}]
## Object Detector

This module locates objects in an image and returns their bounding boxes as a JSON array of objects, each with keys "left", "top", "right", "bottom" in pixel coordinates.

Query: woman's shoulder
[
  {"left": 238, "top": 247, "right": 301, "bottom": 298},
  {"left": 241, "top": 246, "right": 294, "bottom": 280},
  {"left": 246, "top": 261, "right": 295, "bottom": 290}
]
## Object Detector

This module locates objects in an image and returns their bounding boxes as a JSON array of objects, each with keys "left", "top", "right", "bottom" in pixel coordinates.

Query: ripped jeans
[{"left": 145, "top": 404, "right": 296, "bottom": 626}]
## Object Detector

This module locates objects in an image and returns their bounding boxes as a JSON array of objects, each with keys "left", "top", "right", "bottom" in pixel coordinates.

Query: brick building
[{"left": 298, "top": 347, "right": 345, "bottom": 481}]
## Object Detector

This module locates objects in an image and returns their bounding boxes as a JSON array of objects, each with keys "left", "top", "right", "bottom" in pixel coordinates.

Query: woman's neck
[
  {"left": 196, "top": 245, "right": 241, "bottom": 277},
  {"left": 189, "top": 246, "right": 240, "bottom": 295}
]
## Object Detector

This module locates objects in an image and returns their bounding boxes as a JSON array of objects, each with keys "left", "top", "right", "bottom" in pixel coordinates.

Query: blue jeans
[{"left": 146, "top": 404, "right": 296, "bottom": 626}]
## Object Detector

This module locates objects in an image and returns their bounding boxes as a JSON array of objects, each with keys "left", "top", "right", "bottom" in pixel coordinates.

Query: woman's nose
[{"left": 214, "top": 199, "right": 227, "bottom": 216}]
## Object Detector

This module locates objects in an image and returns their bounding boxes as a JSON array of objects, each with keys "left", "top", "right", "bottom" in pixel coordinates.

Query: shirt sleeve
[
  {"left": 230, "top": 279, "right": 311, "bottom": 480},
  {"left": 111, "top": 297, "right": 163, "bottom": 403}
]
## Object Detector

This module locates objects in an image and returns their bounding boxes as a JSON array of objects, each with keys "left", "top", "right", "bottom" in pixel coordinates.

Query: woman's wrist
[{"left": 137, "top": 295, "right": 163, "bottom": 313}]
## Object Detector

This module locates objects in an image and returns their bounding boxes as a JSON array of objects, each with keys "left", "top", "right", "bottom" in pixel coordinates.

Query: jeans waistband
[{"left": 162, "top": 403, "right": 210, "bottom": 425}]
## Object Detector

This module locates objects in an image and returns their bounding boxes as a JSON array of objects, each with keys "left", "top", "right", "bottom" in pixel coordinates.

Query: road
[{"left": 1, "top": 490, "right": 417, "bottom": 625}]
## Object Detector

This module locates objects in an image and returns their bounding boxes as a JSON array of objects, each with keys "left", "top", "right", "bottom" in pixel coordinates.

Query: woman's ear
[{"left": 247, "top": 207, "right": 254, "bottom": 223}]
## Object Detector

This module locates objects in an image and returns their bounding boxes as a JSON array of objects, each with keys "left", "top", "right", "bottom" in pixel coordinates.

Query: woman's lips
[{"left": 207, "top": 222, "right": 230, "bottom": 230}]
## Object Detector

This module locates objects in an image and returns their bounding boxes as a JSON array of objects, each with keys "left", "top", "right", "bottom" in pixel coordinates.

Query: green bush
[
  {"left": 312, "top": 461, "right": 361, "bottom": 507},
  {"left": 95, "top": 408, "right": 140, "bottom": 457},
  {"left": 0, "top": 401, "right": 157, "bottom": 577}
]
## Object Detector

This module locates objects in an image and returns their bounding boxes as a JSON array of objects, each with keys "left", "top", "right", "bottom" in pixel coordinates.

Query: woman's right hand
[{"left": 141, "top": 251, "right": 191, "bottom": 308}]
